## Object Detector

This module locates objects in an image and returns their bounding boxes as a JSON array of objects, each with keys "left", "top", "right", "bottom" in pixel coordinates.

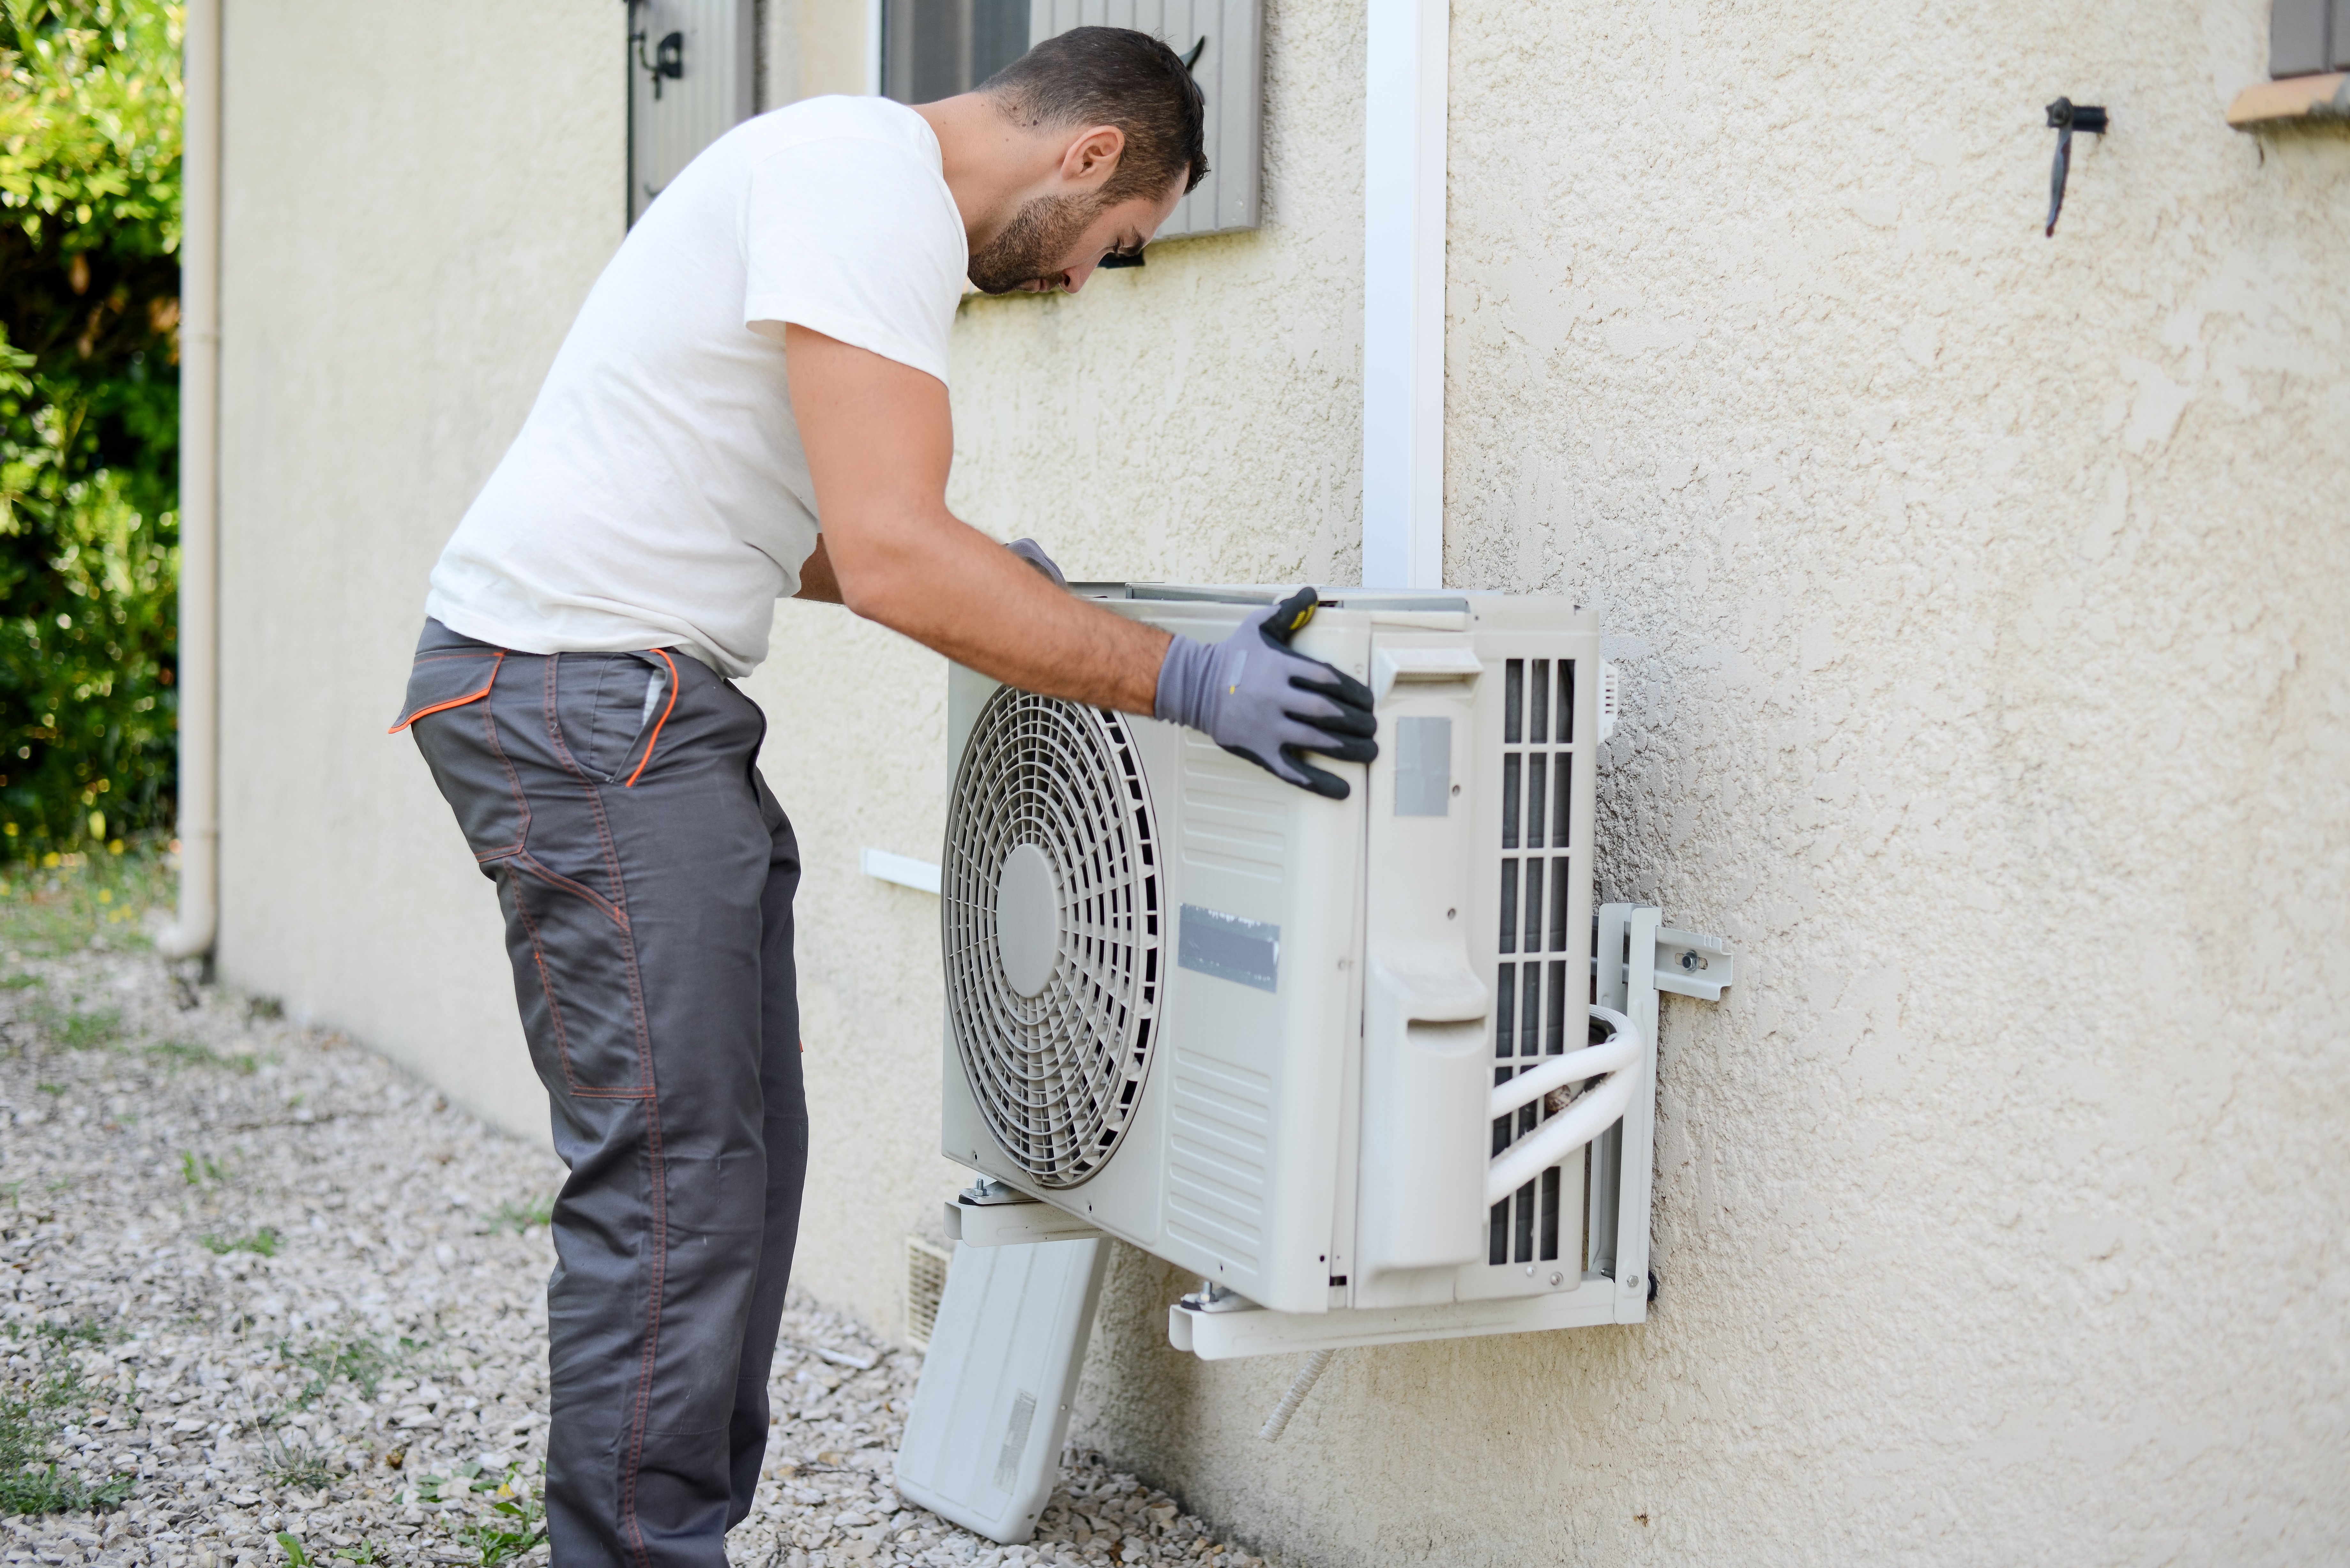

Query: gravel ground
[{"left": 0, "top": 939, "right": 1273, "bottom": 1568}]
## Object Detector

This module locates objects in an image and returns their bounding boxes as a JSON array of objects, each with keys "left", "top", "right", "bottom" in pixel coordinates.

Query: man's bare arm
[
  {"left": 791, "top": 535, "right": 843, "bottom": 603},
  {"left": 783, "top": 324, "right": 1169, "bottom": 713}
]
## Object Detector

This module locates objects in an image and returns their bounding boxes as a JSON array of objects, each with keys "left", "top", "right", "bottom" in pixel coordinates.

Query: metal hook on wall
[{"left": 2043, "top": 97, "right": 2108, "bottom": 237}]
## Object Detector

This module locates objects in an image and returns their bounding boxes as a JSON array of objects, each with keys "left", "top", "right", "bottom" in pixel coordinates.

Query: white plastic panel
[
  {"left": 1028, "top": 0, "right": 1262, "bottom": 238},
  {"left": 627, "top": 0, "right": 756, "bottom": 226},
  {"left": 894, "top": 1239, "right": 1108, "bottom": 1544}
]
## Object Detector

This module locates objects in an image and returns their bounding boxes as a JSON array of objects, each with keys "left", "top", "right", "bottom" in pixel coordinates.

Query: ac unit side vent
[
  {"left": 905, "top": 1234, "right": 951, "bottom": 1352},
  {"left": 1491, "top": 657, "right": 1582, "bottom": 1270}
]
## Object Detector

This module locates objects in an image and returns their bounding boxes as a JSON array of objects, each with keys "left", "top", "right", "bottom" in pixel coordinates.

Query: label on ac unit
[{"left": 1177, "top": 905, "right": 1281, "bottom": 993}]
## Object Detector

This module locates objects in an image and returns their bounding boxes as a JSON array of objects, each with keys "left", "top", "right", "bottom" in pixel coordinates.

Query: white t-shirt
[{"left": 425, "top": 96, "right": 968, "bottom": 676}]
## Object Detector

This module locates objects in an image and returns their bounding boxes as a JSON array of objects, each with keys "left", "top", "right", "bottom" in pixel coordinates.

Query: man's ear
[{"left": 1059, "top": 124, "right": 1125, "bottom": 188}]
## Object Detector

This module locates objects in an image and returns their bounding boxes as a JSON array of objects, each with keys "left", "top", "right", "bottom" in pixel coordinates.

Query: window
[
  {"left": 881, "top": 0, "right": 1032, "bottom": 105},
  {"left": 881, "top": 0, "right": 1263, "bottom": 245}
]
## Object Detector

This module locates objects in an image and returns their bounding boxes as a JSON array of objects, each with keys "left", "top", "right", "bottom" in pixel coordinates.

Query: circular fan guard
[{"left": 943, "top": 689, "right": 1162, "bottom": 1189}]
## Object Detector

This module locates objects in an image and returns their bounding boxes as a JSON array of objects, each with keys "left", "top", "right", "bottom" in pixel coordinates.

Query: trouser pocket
[
  {"left": 397, "top": 622, "right": 524, "bottom": 865},
  {"left": 550, "top": 649, "right": 680, "bottom": 786}
]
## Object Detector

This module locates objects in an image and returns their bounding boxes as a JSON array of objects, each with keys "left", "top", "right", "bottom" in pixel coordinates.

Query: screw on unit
[{"left": 2043, "top": 98, "right": 2109, "bottom": 237}]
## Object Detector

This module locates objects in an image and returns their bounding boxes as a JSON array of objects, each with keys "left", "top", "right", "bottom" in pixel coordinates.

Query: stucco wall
[
  {"left": 216, "top": 0, "right": 621, "bottom": 1140},
  {"left": 215, "top": 0, "right": 2349, "bottom": 1562},
  {"left": 1042, "top": 3, "right": 2348, "bottom": 1563}
]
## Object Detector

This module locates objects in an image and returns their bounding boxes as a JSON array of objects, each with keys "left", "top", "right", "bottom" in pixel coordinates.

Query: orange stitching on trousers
[{"left": 624, "top": 649, "right": 680, "bottom": 788}]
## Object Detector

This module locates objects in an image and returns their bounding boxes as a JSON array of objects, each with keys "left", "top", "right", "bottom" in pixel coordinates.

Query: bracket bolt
[{"left": 1549, "top": 1271, "right": 1563, "bottom": 1286}]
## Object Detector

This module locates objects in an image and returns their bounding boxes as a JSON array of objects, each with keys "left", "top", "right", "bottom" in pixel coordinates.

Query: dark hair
[{"left": 980, "top": 26, "right": 1209, "bottom": 204}]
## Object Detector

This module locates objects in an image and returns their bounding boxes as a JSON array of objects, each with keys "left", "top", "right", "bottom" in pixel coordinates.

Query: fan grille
[{"left": 943, "top": 689, "right": 1161, "bottom": 1189}]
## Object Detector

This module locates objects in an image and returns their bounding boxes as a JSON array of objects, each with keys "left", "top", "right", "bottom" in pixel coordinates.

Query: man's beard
[{"left": 967, "top": 193, "right": 1102, "bottom": 294}]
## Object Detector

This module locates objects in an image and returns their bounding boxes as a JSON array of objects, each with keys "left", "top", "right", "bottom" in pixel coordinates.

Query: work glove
[
  {"left": 1153, "top": 586, "right": 1378, "bottom": 800},
  {"left": 1006, "top": 537, "right": 1066, "bottom": 589}
]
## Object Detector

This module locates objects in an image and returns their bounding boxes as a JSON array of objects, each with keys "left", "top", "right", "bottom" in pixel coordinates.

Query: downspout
[
  {"left": 157, "top": 0, "right": 219, "bottom": 961},
  {"left": 1359, "top": 0, "right": 1445, "bottom": 590}
]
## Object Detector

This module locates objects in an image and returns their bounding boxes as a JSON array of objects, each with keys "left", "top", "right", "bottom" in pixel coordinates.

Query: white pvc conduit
[
  {"left": 1360, "top": 0, "right": 1446, "bottom": 589},
  {"left": 157, "top": 0, "right": 220, "bottom": 962},
  {"left": 1484, "top": 1006, "right": 1641, "bottom": 1207}
]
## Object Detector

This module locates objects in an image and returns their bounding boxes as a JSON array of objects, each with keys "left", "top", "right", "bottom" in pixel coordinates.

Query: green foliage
[
  {"left": 464, "top": 1473, "right": 549, "bottom": 1566},
  {"left": 0, "top": 1316, "right": 134, "bottom": 1513},
  {"left": 484, "top": 1194, "right": 556, "bottom": 1234},
  {"left": 279, "top": 1331, "right": 401, "bottom": 1407},
  {"left": 28, "top": 995, "right": 117, "bottom": 1045},
  {"left": 0, "top": 1, "right": 182, "bottom": 859},
  {"left": 262, "top": 1434, "right": 337, "bottom": 1492},
  {"left": 198, "top": 1224, "right": 277, "bottom": 1256}
]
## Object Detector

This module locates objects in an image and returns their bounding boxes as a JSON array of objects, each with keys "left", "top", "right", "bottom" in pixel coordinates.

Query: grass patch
[
  {"left": 0, "top": 841, "right": 173, "bottom": 959},
  {"left": 181, "top": 1151, "right": 229, "bottom": 1185},
  {"left": 0, "top": 1319, "right": 134, "bottom": 1514},
  {"left": 47, "top": 1004, "right": 122, "bottom": 1050},
  {"left": 418, "top": 1460, "right": 552, "bottom": 1561},
  {"left": 148, "top": 1039, "right": 257, "bottom": 1074},
  {"left": 462, "top": 1474, "right": 548, "bottom": 1567},
  {"left": 485, "top": 1195, "right": 556, "bottom": 1234},
  {"left": 199, "top": 1227, "right": 279, "bottom": 1257},
  {"left": 262, "top": 1430, "right": 340, "bottom": 1492},
  {"left": 36, "top": 1318, "right": 112, "bottom": 1350},
  {"left": 280, "top": 1331, "right": 403, "bottom": 1408}
]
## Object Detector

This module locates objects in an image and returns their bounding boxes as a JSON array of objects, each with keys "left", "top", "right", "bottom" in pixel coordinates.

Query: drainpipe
[
  {"left": 157, "top": 0, "right": 219, "bottom": 962},
  {"left": 1359, "top": 0, "right": 1446, "bottom": 590}
]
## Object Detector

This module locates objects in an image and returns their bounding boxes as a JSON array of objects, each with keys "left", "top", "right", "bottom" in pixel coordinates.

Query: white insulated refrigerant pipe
[
  {"left": 1484, "top": 1006, "right": 1641, "bottom": 1208},
  {"left": 157, "top": 0, "right": 220, "bottom": 962}
]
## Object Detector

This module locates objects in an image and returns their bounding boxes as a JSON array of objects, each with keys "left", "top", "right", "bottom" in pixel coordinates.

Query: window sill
[{"left": 2226, "top": 71, "right": 2350, "bottom": 129}]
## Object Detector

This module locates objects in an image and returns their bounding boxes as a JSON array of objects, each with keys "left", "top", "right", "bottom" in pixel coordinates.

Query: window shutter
[{"left": 628, "top": 0, "right": 759, "bottom": 227}]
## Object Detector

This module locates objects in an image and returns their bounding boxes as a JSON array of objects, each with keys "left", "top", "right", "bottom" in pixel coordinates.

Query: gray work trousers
[{"left": 395, "top": 618, "right": 808, "bottom": 1568}]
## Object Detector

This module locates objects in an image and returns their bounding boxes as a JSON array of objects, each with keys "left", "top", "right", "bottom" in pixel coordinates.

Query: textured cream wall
[
  {"left": 214, "top": 0, "right": 2349, "bottom": 1561},
  {"left": 215, "top": 1, "right": 622, "bottom": 1141},
  {"left": 1046, "top": 3, "right": 2348, "bottom": 1564}
]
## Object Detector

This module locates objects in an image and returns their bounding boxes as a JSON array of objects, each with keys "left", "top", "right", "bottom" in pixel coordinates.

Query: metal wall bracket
[
  {"left": 947, "top": 1183, "right": 1108, "bottom": 1248},
  {"left": 1625, "top": 920, "right": 1737, "bottom": 1002}
]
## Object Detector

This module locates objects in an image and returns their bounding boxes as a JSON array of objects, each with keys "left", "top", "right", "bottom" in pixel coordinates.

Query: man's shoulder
[{"left": 730, "top": 95, "right": 935, "bottom": 161}]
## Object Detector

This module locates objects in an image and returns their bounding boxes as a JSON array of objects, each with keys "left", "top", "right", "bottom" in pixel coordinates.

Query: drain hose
[{"left": 1258, "top": 1348, "right": 1337, "bottom": 1442}]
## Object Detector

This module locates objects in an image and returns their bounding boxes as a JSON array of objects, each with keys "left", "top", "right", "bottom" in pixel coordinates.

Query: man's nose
[{"left": 1060, "top": 260, "right": 1098, "bottom": 294}]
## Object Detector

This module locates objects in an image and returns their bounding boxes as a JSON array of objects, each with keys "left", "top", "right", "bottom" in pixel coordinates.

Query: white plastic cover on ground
[{"left": 894, "top": 1238, "right": 1110, "bottom": 1544}]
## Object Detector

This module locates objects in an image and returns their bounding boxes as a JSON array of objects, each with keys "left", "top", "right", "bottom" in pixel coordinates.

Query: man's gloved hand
[
  {"left": 1153, "top": 586, "right": 1378, "bottom": 799},
  {"left": 1006, "top": 537, "right": 1066, "bottom": 589}
]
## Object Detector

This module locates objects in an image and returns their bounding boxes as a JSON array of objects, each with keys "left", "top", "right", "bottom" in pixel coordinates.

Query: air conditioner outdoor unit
[
  {"left": 899, "top": 584, "right": 1735, "bottom": 1542},
  {"left": 938, "top": 585, "right": 1624, "bottom": 1317}
]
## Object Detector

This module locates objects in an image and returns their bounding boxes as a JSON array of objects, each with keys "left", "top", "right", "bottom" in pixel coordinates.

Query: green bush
[{"left": 0, "top": 0, "right": 181, "bottom": 860}]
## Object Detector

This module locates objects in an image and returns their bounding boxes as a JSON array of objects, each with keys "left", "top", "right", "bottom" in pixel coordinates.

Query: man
[{"left": 391, "top": 28, "right": 1375, "bottom": 1568}]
